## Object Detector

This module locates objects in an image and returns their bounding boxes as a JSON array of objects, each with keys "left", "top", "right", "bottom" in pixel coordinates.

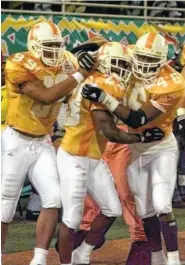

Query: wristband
[
  {"left": 177, "top": 108, "right": 185, "bottom": 116},
  {"left": 137, "top": 134, "right": 144, "bottom": 143},
  {"left": 72, "top": 72, "right": 84, "bottom": 84},
  {"left": 102, "top": 94, "right": 120, "bottom": 112}
]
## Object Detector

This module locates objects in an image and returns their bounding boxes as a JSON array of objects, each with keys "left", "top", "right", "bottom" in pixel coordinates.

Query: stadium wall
[{"left": 1, "top": 14, "right": 185, "bottom": 60}]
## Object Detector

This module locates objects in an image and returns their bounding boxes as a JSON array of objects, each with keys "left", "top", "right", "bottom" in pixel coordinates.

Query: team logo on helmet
[
  {"left": 27, "top": 20, "right": 65, "bottom": 67},
  {"left": 98, "top": 42, "right": 132, "bottom": 85},
  {"left": 132, "top": 33, "right": 168, "bottom": 80}
]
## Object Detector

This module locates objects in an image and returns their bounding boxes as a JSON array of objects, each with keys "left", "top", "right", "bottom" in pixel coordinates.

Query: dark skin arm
[
  {"left": 113, "top": 101, "right": 162, "bottom": 124},
  {"left": 92, "top": 110, "right": 141, "bottom": 144},
  {"left": 20, "top": 68, "right": 91, "bottom": 105}
]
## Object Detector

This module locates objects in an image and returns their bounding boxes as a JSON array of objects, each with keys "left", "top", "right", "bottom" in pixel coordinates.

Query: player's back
[
  {"left": 61, "top": 71, "right": 125, "bottom": 159},
  {"left": 5, "top": 51, "right": 78, "bottom": 136}
]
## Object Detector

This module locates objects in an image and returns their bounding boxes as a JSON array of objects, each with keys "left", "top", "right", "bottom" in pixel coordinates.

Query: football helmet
[
  {"left": 27, "top": 20, "right": 65, "bottom": 67},
  {"left": 98, "top": 42, "right": 132, "bottom": 84},
  {"left": 132, "top": 33, "right": 168, "bottom": 80}
]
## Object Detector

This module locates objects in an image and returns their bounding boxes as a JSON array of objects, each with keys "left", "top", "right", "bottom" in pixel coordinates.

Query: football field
[{"left": 2, "top": 209, "right": 185, "bottom": 265}]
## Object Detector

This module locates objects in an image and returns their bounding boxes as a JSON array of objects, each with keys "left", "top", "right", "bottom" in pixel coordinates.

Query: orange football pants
[{"left": 80, "top": 126, "right": 146, "bottom": 242}]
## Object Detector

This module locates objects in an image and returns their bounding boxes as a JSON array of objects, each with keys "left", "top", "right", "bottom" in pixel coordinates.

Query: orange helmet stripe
[
  {"left": 30, "top": 24, "right": 39, "bottom": 40},
  {"left": 48, "top": 21, "right": 59, "bottom": 35},
  {"left": 145, "top": 32, "right": 156, "bottom": 49}
]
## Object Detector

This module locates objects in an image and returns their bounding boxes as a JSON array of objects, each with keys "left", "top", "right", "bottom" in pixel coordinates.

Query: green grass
[{"left": 4, "top": 209, "right": 185, "bottom": 254}]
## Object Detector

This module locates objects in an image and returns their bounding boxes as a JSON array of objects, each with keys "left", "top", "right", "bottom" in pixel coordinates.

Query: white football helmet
[
  {"left": 27, "top": 20, "right": 65, "bottom": 67},
  {"left": 98, "top": 42, "right": 132, "bottom": 84},
  {"left": 132, "top": 33, "right": 168, "bottom": 80}
]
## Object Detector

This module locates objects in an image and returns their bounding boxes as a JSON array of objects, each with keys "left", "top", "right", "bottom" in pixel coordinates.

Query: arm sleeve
[
  {"left": 150, "top": 90, "right": 185, "bottom": 113},
  {"left": 5, "top": 59, "right": 34, "bottom": 92}
]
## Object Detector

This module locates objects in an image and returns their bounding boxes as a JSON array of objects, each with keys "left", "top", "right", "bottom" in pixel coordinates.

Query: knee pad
[
  {"left": 62, "top": 205, "right": 84, "bottom": 229},
  {"left": 101, "top": 203, "right": 122, "bottom": 217},
  {"left": 1, "top": 173, "right": 22, "bottom": 223},
  {"left": 41, "top": 189, "right": 61, "bottom": 209},
  {"left": 154, "top": 200, "right": 172, "bottom": 216},
  {"left": 134, "top": 197, "right": 155, "bottom": 219},
  {"left": 136, "top": 207, "right": 156, "bottom": 219},
  {"left": 1, "top": 199, "right": 17, "bottom": 223}
]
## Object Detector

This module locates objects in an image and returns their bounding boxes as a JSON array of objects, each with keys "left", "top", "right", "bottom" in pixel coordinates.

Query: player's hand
[
  {"left": 82, "top": 84, "right": 120, "bottom": 112},
  {"left": 173, "top": 114, "right": 185, "bottom": 136},
  {"left": 81, "top": 84, "right": 106, "bottom": 102},
  {"left": 139, "top": 127, "right": 165, "bottom": 143},
  {"left": 77, "top": 51, "right": 97, "bottom": 71}
]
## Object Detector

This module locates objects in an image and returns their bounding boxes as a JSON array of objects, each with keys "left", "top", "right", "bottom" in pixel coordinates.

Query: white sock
[
  {"left": 167, "top": 251, "right": 180, "bottom": 265},
  {"left": 152, "top": 250, "right": 168, "bottom": 265},
  {"left": 32, "top": 248, "right": 48, "bottom": 264},
  {"left": 73, "top": 240, "right": 95, "bottom": 263},
  {"left": 79, "top": 240, "right": 95, "bottom": 255}
]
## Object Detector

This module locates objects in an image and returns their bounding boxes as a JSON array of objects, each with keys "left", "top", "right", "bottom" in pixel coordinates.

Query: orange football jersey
[
  {"left": 61, "top": 72, "right": 126, "bottom": 159},
  {"left": 123, "top": 64, "right": 185, "bottom": 136},
  {"left": 5, "top": 51, "right": 78, "bottom": 135}
]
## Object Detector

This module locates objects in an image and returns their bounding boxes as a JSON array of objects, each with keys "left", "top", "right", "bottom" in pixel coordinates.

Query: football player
[
  {"left": 173, "top": 44, "right": 185, "bottom": 206},
  {"left": 174, "top": 44, "right": 185, "bottom": 139},
  {"left": 82, "top": 33, "right": 185, "bottom": 265},
  {"left": 56, "top": 41, "right": 165, "bottom": 265},
  {"left": 68, "top": 39, "right": 151, "bottom": 265},
  {"left": 1, "top": 20, "right": 95, "bottom": 265}
]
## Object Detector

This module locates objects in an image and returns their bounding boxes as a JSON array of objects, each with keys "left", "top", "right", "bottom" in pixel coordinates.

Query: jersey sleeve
[
  {"left": 149, "top": 68, "right": 185, "bottom": 112},
  {"left": 5, "top": 54, "right": 35, "bottom": 92},
  {"left": 150, "top": 89, "right": 185, "bottom": 113}
]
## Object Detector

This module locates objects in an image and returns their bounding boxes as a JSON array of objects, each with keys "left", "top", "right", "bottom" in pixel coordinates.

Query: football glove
[
  {"left": 138, "top": 127, "right": 165, "bottom": 143},
  {"left": 77, "top": 51, "right": 96, "bottom": 71},
  {"left": 71, "top": 43, "right": 100, "bottom": 55},
  {"left": 82, "top": 84, "right": 119, "bottom": 112}
]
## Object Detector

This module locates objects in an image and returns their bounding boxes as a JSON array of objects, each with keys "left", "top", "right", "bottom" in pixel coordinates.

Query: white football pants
[
  {"left": 127, "top": 150, "right": 179, "bottom": 219},
  {"left": 57, "top": 147, "right": 122, "bottom": 229},
  {"left": 1, "top": 126, "right": 61, "bottom": 223}
]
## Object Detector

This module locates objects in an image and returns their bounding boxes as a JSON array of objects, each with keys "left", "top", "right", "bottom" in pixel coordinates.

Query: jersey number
[
  {"left": 12, "top": 53, "right": 37, "bottom": 71},
  {"left": 124, "top": 86, "right": 147, "bottom": 110},
  {"left": 31, "top": 74, "right": 69, "bottom": 118},
  {"left": 156, "top": 73, "right": 182, "bottom": 87}
]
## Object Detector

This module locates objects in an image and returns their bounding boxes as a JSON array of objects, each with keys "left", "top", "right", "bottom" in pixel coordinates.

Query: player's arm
[
  {"left": 82, "top": 84, "right": 162, "bottom": 128},
  {"left": 20, "top": 55, "right": 96, "bottom": 104},
  {"left": 6, "top": 52, "right": 96, "bottom": 105},
  {"left": 20, "top": 68, "right": 89, "bottom": 105},
  {"left": 92, "top": 109, "right": 165, "bottom": 144}
]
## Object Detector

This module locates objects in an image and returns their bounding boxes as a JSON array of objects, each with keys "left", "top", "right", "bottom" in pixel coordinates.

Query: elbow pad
[{"left": 126, "top": 109, "right": 148, "bottom": 129}]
